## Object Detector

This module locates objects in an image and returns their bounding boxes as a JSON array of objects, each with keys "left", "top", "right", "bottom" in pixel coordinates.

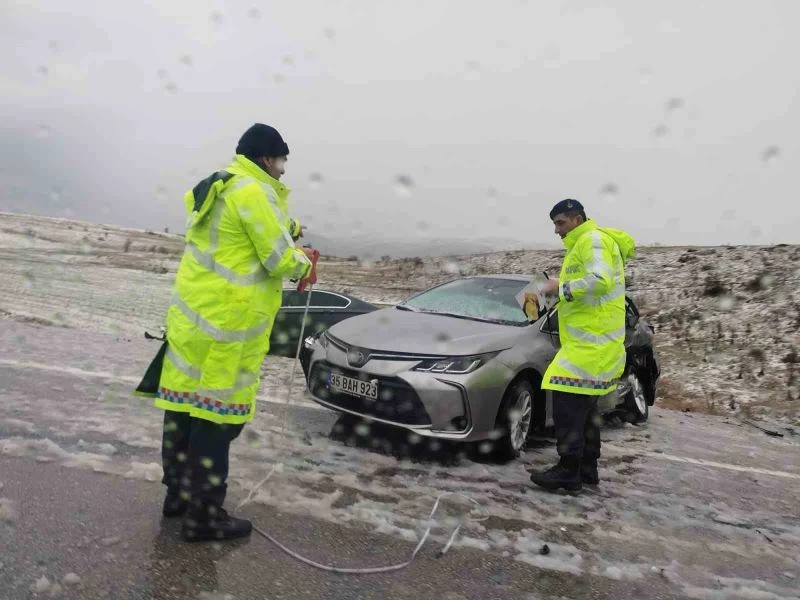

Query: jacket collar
[
  {"left": 232, "top": 154, "right": 290, "bottom": 197},
  {"left": 562, "top": 218, "right": 597, "bottom": 251}
]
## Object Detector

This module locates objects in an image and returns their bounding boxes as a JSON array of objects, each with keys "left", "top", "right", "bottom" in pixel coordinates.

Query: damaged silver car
[{"left": 302, "top": 275, "right": 660, "bottom": 460}]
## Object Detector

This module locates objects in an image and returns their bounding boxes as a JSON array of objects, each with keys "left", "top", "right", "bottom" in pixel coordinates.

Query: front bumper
[{"left": 305, "top": 341, "right": 513, "bottom": 442}]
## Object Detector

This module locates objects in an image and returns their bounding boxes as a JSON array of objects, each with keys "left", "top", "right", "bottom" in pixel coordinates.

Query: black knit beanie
[{"left": 235, "top": 123, "right": 290, "bottom": 160}]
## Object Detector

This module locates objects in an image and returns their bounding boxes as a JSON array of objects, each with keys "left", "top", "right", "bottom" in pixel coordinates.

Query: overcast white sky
[{"left": 1, "top": 0, "right": 798, "bottom": 250}]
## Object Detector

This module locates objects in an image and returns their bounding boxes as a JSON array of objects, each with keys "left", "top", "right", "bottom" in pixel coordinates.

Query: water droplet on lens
[
  {"left": 31, "top": 576, "right": 51, "bottom": 594},
  {"left": 717, "top": 295, "right": 736, "bottom": 311},
  {"left": 486, "top": 187, "right": 498, "bottom": 207},
  {"left": 210, "top": 11, "right": 224, "bottom": 26},
  {"left": 652, "top": 125, "right": 669, "bottom": 140},
  {"left": 708, "top": 350, "right": 726, "bottom": 365},
  {"left": 164, "top": 81, "right": 178, "bottom": 94},
  {"left": 758, "top": 273, "right": 776, "bottom": 290},
  {"left": 599, "top": 183, "right": 619, "bottom": 203},
  {"left": 37, "top": 65, "right": 49, "bottom": 76},
  {"left": 323, "top": 27, "right": 336, "bottom": 41},
  {"left": 443, "top": 262, "right": 460, "bottom": 275},
  {"left": 309, "top": 172, "right": 323, "bottom": 190},
  {"left": 761, "top": 146, "right": 781, "bottom": 166},
  {"left": 180, "top": 54, "right": 193, "bottom": 67},
  {"left": 394, "top": 175, "right": 414, "bottom": 197},
  {"left": 282, "top": 55, "right": 294, "bottom": 67},
  {"left": 248, "top": 7, "right": 261, "bottom": 20},
  {"left": 665, "top": 97, "right": 685, "bottom": 115}
]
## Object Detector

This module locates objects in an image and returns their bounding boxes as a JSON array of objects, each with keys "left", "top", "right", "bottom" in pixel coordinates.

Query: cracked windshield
[{"left": 1, "top": 1, "right": 798, "bottom": 599}]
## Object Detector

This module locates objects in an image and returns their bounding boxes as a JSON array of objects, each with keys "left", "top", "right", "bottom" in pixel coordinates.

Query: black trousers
[
  {"left": 552, "top": 391, "right": 601, "bottom": 463},
  {"left": 161, "top": 411, "right": 244, "bottom": 515}
]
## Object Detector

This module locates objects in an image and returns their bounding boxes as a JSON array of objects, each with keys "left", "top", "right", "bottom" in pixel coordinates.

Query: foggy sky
[{"left": 1, "top": 0, "right": 798, "bottom": 251}]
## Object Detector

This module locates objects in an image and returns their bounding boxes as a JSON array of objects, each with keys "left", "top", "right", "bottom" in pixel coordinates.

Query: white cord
[
  {"left": 240, "top": 281, "right": 482, "bottom": 573},
  {"left": 252, "top": 491, "right": 482, "bottom": 574}
]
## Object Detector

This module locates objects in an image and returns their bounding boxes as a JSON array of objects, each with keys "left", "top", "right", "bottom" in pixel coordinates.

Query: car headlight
[
  {"left": 317, "top": 332, "right": 330, "bottom": 349},
  {"left": 304, "top": 331, "right": 329, "bottom": 350},
  {"left": 412, "top": 352, "right": 499, "bottom": 375}
]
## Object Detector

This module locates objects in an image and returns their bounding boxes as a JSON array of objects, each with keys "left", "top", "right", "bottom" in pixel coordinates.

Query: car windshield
[{"left": 401, "top": 277, "right": 529, "bottom": 325}]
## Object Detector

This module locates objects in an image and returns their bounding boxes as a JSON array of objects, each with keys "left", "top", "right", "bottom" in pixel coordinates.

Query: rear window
[{"left": 282, "top": 290, "right": 350, "bottom": 308}]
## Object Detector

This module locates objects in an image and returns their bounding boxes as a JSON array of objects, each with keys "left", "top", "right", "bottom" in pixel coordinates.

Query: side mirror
[{"left": 625, "top": 299, "right": 640, "bottom": 329}]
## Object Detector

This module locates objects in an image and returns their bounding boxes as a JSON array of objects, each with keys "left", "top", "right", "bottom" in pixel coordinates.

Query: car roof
[{"left": 463, "top": 274, "right": 530, "bottom": 282}]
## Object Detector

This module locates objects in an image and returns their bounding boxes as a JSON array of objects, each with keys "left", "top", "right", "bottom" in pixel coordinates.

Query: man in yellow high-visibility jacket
[
  {"left": 530, "top": 199, "right": 635, "bottom": 492},
  {"left": 153, "top": 124, "right": 315, "bottom": 541}
]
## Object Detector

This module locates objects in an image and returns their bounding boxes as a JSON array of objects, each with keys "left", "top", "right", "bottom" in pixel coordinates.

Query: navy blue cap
[{"left": 549, "top": 198, "right": 585, "bottom": 219}]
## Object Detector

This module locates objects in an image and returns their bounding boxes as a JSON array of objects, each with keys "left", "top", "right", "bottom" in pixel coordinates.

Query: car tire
[
  {"left": 492, "top": 378, "right": 535, "bottom": 462},
  {"left": 622, "top": 371, "right": 649, "bottom": 424}
]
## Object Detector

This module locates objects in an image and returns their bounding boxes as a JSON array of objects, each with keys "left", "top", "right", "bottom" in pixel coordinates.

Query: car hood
[{"left": 326, "top": 308, "right": 525, "bottom": 356}]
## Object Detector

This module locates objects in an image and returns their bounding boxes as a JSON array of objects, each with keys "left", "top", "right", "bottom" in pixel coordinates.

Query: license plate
[{"left": 329, "top": 373, "right": 378, "bottom": 400}]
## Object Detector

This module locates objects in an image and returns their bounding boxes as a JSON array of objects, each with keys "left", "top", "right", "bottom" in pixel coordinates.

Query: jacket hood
[
  {"left": 563, "top": 219, "right": 636, "bottom": 263},
  {"left": 598, "top": 227, "right": 636, "bottom": 263}
]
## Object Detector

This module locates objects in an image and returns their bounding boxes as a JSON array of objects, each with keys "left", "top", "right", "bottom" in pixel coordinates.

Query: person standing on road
[
  {"left": 529, "top": 199, "right": 635, "bottom": 492},
  {"left": 144, "top": 123, "right": 317, "bottom": 541}
]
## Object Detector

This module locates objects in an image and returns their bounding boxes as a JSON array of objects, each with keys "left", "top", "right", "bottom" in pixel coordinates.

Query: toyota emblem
[{"left": 347, "top": 349, "right": 369, "bottom": 367}]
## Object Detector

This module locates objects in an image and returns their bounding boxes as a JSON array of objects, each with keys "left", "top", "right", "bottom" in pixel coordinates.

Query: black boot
[
  {"left": 182, "top": 507, "right": 252, "bottom": 542},
  {"left": 581, "top": 461, "right": 599, "bottom": 485},
  {"left": 530, "top": 457, "right": 582, "bottom": 492},
  {"left": 162, "top": 492, "right": 189, "bottom": 518}
]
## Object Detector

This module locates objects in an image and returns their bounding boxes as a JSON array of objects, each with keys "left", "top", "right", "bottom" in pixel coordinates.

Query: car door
[
  {"left": 624, "top": 296, "right": 640, "bottom": 348},
  {"left": 539, "top": 305, "right": 560, "bottom": 349},
  {"left": 268, "top": 290, "right": 356, "bottom": 358}
]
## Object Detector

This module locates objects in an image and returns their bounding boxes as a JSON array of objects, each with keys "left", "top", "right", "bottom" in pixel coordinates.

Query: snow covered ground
[
  {"left": 2, "top": 211, "right": 797, "bottom": 423},
  {"left": 1, "top": 212, "right": 799, "bottom": 598}
]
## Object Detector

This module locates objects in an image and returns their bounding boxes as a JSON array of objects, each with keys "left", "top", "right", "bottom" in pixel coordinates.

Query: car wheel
[
  {"left": 493, "top": 379, "right": 534, "bottom": 461},
  {"left": 622, "top": 371, "right": 649, "bottom": 423}
]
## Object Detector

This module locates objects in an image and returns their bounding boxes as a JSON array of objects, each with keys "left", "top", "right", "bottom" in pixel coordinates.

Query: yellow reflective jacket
[
  {"left": 153, "top": 155, "right": 312, "bottom": 424},
  {"left": 542, "top": 219, "right": 636, "bottom": 396}
]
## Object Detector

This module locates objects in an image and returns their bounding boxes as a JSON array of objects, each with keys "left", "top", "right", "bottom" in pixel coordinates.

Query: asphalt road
[{"left": 1, "top": 321, "right": 799, "bottom": 599}]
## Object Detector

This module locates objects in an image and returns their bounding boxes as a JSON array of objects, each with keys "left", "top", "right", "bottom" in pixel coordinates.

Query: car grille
[{"left": 309, "top": 361, "right": 431, "bottom": 426}]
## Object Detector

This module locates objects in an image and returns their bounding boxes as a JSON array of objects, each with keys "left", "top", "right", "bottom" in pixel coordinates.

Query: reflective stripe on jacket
[
  {"left": 154, "top": 155, "right": 312, "bottom": 424},
  {"left": 542, "top": 219, "right": 635, "bottom": 396}
]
